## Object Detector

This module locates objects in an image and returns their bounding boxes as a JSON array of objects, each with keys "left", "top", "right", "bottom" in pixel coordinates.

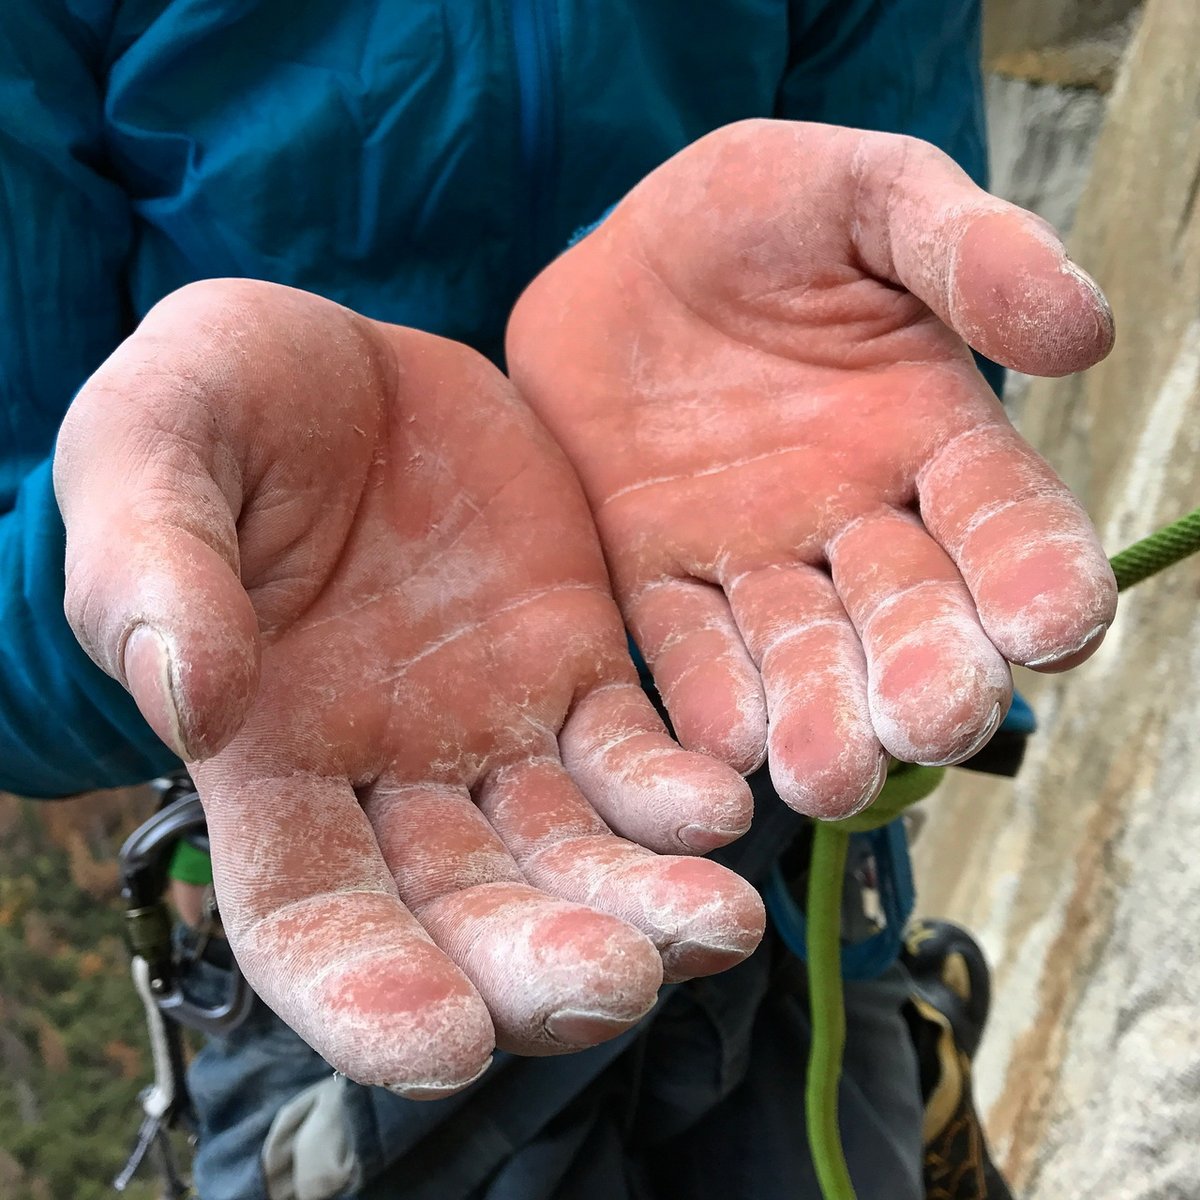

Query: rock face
[
  {"left": 986, "top": 73, "right": 1107, "bottom": 239},
  {"left": 983, "top": 0, "right": 1141, "bottom": 64},
  {"left": 915, "top": 1, "right": 1200, "bottom": 1195}
]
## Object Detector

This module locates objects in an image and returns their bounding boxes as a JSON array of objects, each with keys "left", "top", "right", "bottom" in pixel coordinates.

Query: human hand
[
  {"left": 508, "top": 120, "right": 1117, "bottom": 820},
  {"left": 54, "top": 280, "right": 764, "bottom": 1092}
]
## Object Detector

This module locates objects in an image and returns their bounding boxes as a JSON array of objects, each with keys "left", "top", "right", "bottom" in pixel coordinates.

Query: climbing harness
[
  {"left": 114, "top": 775, "right": 254, "bottom": 1195},
  {"left": 802, "top": 505, "right": 1200, "bottom": 1200}
]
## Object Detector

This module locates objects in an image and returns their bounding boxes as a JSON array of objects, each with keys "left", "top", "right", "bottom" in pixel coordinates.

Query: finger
[
  {"left": 196, "top": 767, "right": 495, "bottom": 1096},
  {"left": 850, "top": 130, "right": 1114, "bottom": 376},
  {"left": 726, "top": 563, "right": 886, "bottom": 818},
  {"left": 917, "top": 420, "right": 1117, "bottom": 670},
  {"left": 827, "top": 509, "right": 1012, "bottom": 766},
  {"left": 559, "top": 683, "right": 754, "bottom": 854},
  {"left": 364, "top": 782, "right": 663, "bottom": 1055},
  {"left": 55, "top": 326, "right": 261, "bottom": 762},
  {"left": 477, "top": 759, "right": 765, "bottom": 982},
  {"left": 625, "top": 578, "right": 767, "bottom": 772}
]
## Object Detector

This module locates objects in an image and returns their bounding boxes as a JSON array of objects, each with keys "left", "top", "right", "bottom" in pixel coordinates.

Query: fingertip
[
  {"left": 676, "top": 818, "right": 751, "bottom": 854},
  {"left": 976, "top": 550, "right": 1117, "bottom": 670},
  {"left": 1061, "top": 258, "right": 1116, "bottom": 360},
  {"left": 951, "top": 213, "right": 1115, "bottom": 377},
  {"left": 1026, "top": 622, "right": 1108, "bottom": 673},
  {"left": 561, "top": 684, "right": 754, "bottom": 854},
  {"left": 181, "top": 584, "right": 262, "bottom": 760},
  {"left": 519, "top": 831, "right": 763, "bottom": 982},
  {"left": 123, "top": 608, "right": 260, "bottom": 762},
  {"left": 67, "top": 524, "right": 261, "bottom": 763},
  {"left": 662, "top": 663, "right": 768, "bottom": 774},
  {"left": 674, "top": 708, "right": 768, "bottom": 776},
  {"left": 627, "top": 579, "right": 767, "bottom": 774},
  {"left": 668, "top": 760, "right": 754, "bottom": 853},
  {"left": 385, "top": 1054, "right": 493, "bottom": 1100},
  {"left": 510, "top": 926, "right": 662, "bottom": 1055},
  {"left": 311, "top": 945, "right": 497, "bottom": 1089},
  {"left": 869, "top": 636, "right": 1012, "bottom": 768},
  {"left": 770, "top": 745, "right": 888, "bottom": 821},
  {"left": 761, "top": 672, "right": 885, "bottom": 819},
  {"left": 651, "top": 859, "right": 766, "bottom": 980},
  {"left": 660, "top": 940, "right": 756, "bottom": 983},
  {"left": 418, "top": 884, "right": 664, "bottom": 1056},
  {"left": 915, "top": 698, "right": 1004, "bottom": 768}
]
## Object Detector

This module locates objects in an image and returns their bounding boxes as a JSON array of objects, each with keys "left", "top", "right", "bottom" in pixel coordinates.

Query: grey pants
[
  {"left": 189, "top": 784, "right": 924, "bottom": 1200},
  {"left": 355, "top": 942, "right": 924, "bottom": 1200}
]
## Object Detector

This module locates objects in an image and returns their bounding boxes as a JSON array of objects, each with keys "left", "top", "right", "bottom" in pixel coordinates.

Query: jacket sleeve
[
  {"left": 775, "top": 0, "right": 1004, "bottom": 396},
  {"left": 0, "top": 2, "right": 179, "bottom": 796}
]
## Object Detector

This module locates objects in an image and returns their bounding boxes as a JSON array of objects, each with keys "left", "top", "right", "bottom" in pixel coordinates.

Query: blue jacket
[{"left": 0, "top": 0, "right": 989, "bottom": 797}]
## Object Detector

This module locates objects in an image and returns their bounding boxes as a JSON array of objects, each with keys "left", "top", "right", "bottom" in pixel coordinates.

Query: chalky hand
[
  {"left": 54, "top": 281, "right": 764, "bottom": 1092},
  {"left": 508, "top": 120, "right": 1117, "bottom": 818}
]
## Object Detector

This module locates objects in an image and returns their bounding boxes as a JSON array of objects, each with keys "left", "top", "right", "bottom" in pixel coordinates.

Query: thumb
[
  {"left": 54, "top": 337, "right": 260, "bottom": 763},
  {"left": 851, "top": 131, "right": 1114, "bottom": 377}
]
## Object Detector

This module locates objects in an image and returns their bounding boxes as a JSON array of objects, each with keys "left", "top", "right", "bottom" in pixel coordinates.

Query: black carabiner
[{"left": 118, "top": 780, "right": 255, "bottom": 1036}]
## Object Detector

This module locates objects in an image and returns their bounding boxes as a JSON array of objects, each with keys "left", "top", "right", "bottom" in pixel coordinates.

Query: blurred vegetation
[{"left": 0, "top": 790, "right": 171, "bottom": 1200}]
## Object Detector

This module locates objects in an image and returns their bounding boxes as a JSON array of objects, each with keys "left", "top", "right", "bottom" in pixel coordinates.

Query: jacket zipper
[{"left": 510, "top": 0, "right": 560, "bottom": 284}]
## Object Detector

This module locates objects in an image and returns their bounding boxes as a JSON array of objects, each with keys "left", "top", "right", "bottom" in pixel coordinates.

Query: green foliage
[{"left": 0, "top": 803, "right": 177, "bottom": 1200}]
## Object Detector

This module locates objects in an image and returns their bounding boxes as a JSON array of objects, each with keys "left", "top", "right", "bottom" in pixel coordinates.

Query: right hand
[
  {"left": 508, "top": 121, "right": 1117, "bottom": 818},
  {"left": 54, "top": 280, "right": 765, "bottom": 1094}
]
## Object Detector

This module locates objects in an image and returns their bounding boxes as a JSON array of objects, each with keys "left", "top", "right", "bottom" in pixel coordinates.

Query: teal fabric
[{"left": 0, "top": 0, "right": 990, "bottom": 796}]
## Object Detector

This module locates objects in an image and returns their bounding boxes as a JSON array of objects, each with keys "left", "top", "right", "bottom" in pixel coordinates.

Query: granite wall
[{"left": 915, "top": 2, "right": 1200, "bottom": 1194}]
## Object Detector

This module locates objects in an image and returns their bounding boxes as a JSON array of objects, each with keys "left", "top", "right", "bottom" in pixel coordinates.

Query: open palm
[
  {"left": 55, "top": 280, "right": 764, "bottom": 1092},
  {"left": 509, "top": 120, "right": 1117, "bottom": 819}
]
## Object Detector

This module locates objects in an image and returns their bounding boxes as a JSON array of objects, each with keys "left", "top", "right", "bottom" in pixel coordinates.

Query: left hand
[
  {"left": 56, "top": 281, "right": 765, "bottom": 1091},
  {"left": 508, "top": 120, "right": 1117, "bottom": 819}
]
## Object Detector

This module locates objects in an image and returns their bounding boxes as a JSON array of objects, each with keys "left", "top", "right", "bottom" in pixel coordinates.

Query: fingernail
[
  {"left": 384, "top": 1055, "right": 493, "bottom": 1100},
  {"left": 124, "top": 625, "right": 189, "bottom": 759},
  {"left": 919, "top": 702, "right": 1002, "bottom": 768},
  {"left": 1062, "top": 259, "right": 1108, "bottom": 303},
  {"left": 1062, "top": 260, "right": 1115, "bottom": 334},
  {"left": 660, "top": 938, "right": 755, "bottom": 982},
  {"left": 840, "top": 752, "right": 889, "bottom": 819},
  {"left": 1026, "top": 622, "right": 1107, "bottom": 668},
  {"left": 545, "top": 1008, "right": 644, "bottom": 1047},
  {"left": 677, "top": 823, "right": 750, "bottom": 853}
]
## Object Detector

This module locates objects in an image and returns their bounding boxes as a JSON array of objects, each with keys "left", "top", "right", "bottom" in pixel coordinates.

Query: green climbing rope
[
  {"left": 805, "top": 824, "right": 854, "bottom": 1200},
  {"left": 1109, "top": 506, "right": 1200, "bottom": 591},
  {"left": 804, "top": 505, "right": 1200, "bottom": 1200}
]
